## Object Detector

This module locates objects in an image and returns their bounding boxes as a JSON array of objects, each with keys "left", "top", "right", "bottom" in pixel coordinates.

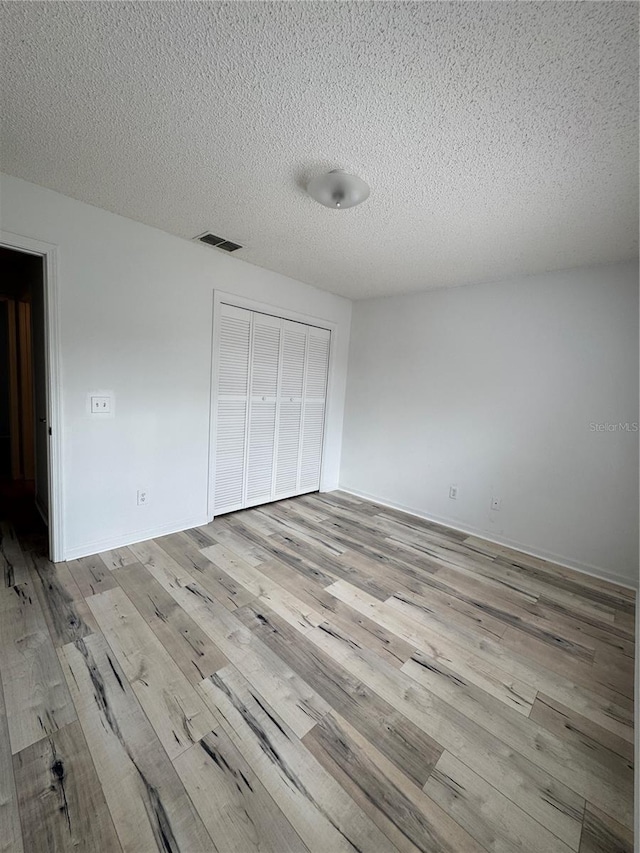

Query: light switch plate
[{"left": 91, "top": 396, "right": 111, "bottom": 414}]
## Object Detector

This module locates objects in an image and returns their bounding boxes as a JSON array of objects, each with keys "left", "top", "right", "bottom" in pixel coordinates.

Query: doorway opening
[{"left": 0, "top": 246, "right": 49, "bottom": 553}]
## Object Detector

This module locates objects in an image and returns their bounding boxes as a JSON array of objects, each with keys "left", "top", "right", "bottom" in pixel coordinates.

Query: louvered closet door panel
[
  {"left": 305, "top": 328, "right": 331, "bottom": 398},
  {"left": 299, "top": 400, "right": 326, "bottom": 491},
  {"left": 246, "top": 313, "right": 281, "bottom": 506},
  {"left": 299, "top": 327, "right": 330, "bottom": 493},
  {"left": 214, "top": 400, "right": 247, "bottom": 511},
  {"left": 280, "top": 321, "right": 306, "bottom": 397},
  {"left": 246, "top": 400, "right": 277, "bottom": 505},
  {"left": 214, "top": 305, "right": 251, "bottom": 514},
  {"left": 275, "top": 400, "right": 302, "bottom": 496},
  {"left": 251, "top": 314, "right": 281, "bottom": 397},
  {"left": 273, "top": 321, "right": 306, "bottom": 498},
  {"left": 218, "top": 307, "right": 251, "bottom": 396}
]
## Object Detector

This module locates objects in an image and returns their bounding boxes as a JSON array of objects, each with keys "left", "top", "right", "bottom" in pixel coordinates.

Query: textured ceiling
[{"left": 1, "top": 2, "right": 638, "bottom": 299}]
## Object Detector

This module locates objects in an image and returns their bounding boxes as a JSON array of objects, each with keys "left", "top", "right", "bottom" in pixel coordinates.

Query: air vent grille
[{"left": 196, "top": 232, "right": 243, "bottom": 252}]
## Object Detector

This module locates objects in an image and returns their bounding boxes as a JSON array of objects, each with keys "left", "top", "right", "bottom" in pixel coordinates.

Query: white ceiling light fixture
[{"left": 307, "top": 169, "right": 370, "bottom": 209}]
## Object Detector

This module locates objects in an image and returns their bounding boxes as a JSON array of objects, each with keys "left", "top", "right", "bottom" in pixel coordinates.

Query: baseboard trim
[
  {"left": 339, "top": 486, "right": 639, "bottom": 591},
  {"left": 62, "top": 514, "right": 209, "bottom": 561}
]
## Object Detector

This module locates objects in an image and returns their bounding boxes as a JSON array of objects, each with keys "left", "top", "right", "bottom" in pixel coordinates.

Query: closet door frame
[{"left": 208, "top": 290, "right": 337, "bottom": 520}]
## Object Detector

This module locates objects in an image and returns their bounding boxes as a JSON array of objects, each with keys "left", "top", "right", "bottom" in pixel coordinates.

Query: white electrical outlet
[
  {"left": 137, "top": 489, "right": 149, "bottom": 506},
  {"left": 491, "top": 497, "right": 501, "bottom": 511},
  {"left": 449, "top": 485, "right": 458, "bottom": 500}
]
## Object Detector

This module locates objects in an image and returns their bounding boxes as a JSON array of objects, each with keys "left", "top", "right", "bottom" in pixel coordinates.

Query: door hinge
[{"left": 48, "top": 427, "right": 52, "bottom": 436}]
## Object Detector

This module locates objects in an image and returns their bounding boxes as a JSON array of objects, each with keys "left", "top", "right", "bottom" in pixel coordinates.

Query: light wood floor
[{"left": 0, "top": 491, "right": 635, "bottom": 852}]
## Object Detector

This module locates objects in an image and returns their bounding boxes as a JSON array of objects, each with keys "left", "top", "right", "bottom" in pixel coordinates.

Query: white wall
[
  {"left": 341, "top": 262, "right": 639, "bottom": 585},
  {"left": 0, "top": 174, "right": 351, "bottom": 559}
]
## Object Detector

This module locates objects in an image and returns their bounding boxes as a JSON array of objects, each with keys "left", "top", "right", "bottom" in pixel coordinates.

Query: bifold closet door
[
  {"left": 213, "top": 304, "right": 330, "bottom": 515},
  {"left": 213, "top": 305, "right": 251, "bottom": 515}
]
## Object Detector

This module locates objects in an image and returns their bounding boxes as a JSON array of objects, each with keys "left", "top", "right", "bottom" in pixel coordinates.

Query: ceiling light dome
[{"left": 307, "top": 169, "right": 370, "bottom": 209}]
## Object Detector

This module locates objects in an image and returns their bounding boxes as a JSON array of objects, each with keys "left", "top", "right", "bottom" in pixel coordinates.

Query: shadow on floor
[{"left": 0, "top": 479, "right": 48, "bottom": 556}]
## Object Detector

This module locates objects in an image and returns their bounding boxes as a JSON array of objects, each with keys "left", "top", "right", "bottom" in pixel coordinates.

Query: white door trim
[
  {"left": 0, "top": 230, "right": 64, "bottom": 562},
  {"left": 208, "top": 290, "right": 337, "bottom": 520}
]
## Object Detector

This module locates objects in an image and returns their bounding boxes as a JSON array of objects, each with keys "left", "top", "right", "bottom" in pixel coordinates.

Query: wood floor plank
[
  {"left": 173, "top": 729, "right": 309, "bottom": 853},
  {"left": 357, "top": 537, "right": 620, "bottom": 665},
  {"left": 256, "top": 557, "right": 416, "bottom": 666},
  {"left": 67, "top": 553, "right": 118, "bottom": 597},
  {"left": 197, "top": 519, "right": 271, "bottom": 566},
  {"left": 227, "top": 515, "right": 399, "bottom": 600},
  {"left": 613, "top": 608, "right": 636, "bottom": 634},
  {"left": 303, "top": 710, "right": 485, "bottom": 853},
  {"left": 127, "top": 537, "right": 193, "bottom": 587},
  {"left": 319, "top": 502, "right": 624, "bottom": 631},
  {"left": 344, "top": 555, "right": 510, "bottom": 642},
  {"left": 400, "top": 652, "right": 632, "bottom": 830},
  {"left": 0, "top": 521, "right": 28, "bottom": 587},
  {"left": 286, "top": 501, "right": 572, "bottom": 637},
  {"left": 198, "top": 663, "right": 399, "bottom": 853},
  {"left": 301, "top": 498, "right": 540, "bottom": 606},
  {"left": 144, "top": 533, "right": 256, "bottom": 610},
  {"left": 304, "top": 617, "right": 586, "bottom": 849},
  {"left": 578, "top": 803, "right": 634, "bottom": 853},
  {"left": 13, "top": 720, "right": 122, "bottom": 852},
  {"left": 113, "top": 560, "right": 229, "bottom": 684},
  {"left": 98, "top": 546, "right": 136, "bottom": 571},
  {"left": 417, "top": 568, "right": 600, "bottom": 665},
  {"left": 386, "top": 589, "right": 634, "bottom": 743},
  {"left": 524, "top": 597, "right": 635, "bottom": 657},
  {"left": 183, "top": 525, "right": 217, "bottom": 549},
  {"left": 591, "top": 647, "right": 634, "bottom": 699},
  {"left": 236, "top": 600, "right": 442, "bottom": 787},
  {"left": 423, "top": 750, "right": 575, "bottom": 853},
  {"left": 382, "top": 534, "right": 547, "bottom": 610},
  {"left": 0, "top": 671, "right": 22, "bottom": 853},
  {"left": 327, "top": 579, "right": 537, "bottom": 714},
  {"left": 385, "top": 564, "right": 601, "bottom": 664},
  {"left": 0, "top": 583, "right": 77, "bottom": 754},
  {"left": 529, "top": 693, "right": 634, "bottom": 765},
  {"left": 26, "top": 549, "right": 98, "bottom": 647},
  {"left": 500, "top": 625, "right": 633, "bottom": 706},
  {"left": 274, "top": 496, "right": 333, "bottom": 524},
  {"left": 59, "top": 632, "right": 215, "bottom": 853},
  {"left": 227, "top": 508, "right": 281, "bottom": 539},
  {"left": 464, "top": 537, "right": 637, "bottom": 626},
  {"left": 538, "top": 595, "right": 635, "bottom": 645},
  {"left": 462, "top": 536, "right": 635, "bottom": 601},
  {"left": 257, "top": 543, "right": 338, "bottom": 588},
  {"left": 324, "top": 493, "right": 451, "bottom": 530},
  {"left": 488, "top": 556, "right": 634, "bottom": 617},
  {"left": 374, "top": 514, "right": 471, "bottom": 554},
  {"left": 256, "top": 503, "right": 347, "bottom": 555},
  {"left": 200, "top": 544, "right": 326, "bottom": 632},
  {"left": 86, "top": 587, "right": 218, "bottom": 759},
  {"left": 378, "top": 515, "right": 622, "bottom": 621},
  {"left": 488, "top": 596, "right": 635, "bottom": 663},
  {"left": 271, "top": 505, "right": 437, "bottom": 599},
  {"left": 126, "top": 553, "right": 330, "bottom": 738}
]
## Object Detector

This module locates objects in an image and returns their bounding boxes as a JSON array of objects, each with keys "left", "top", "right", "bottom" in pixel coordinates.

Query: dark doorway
[{"left": 0, "top": 247, "right": 48, "bottom": 543}]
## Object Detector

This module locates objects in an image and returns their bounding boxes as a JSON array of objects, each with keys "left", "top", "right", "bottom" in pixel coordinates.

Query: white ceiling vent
[{"left": 195, "top": 232, "right": 242, "bottom": 253}]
